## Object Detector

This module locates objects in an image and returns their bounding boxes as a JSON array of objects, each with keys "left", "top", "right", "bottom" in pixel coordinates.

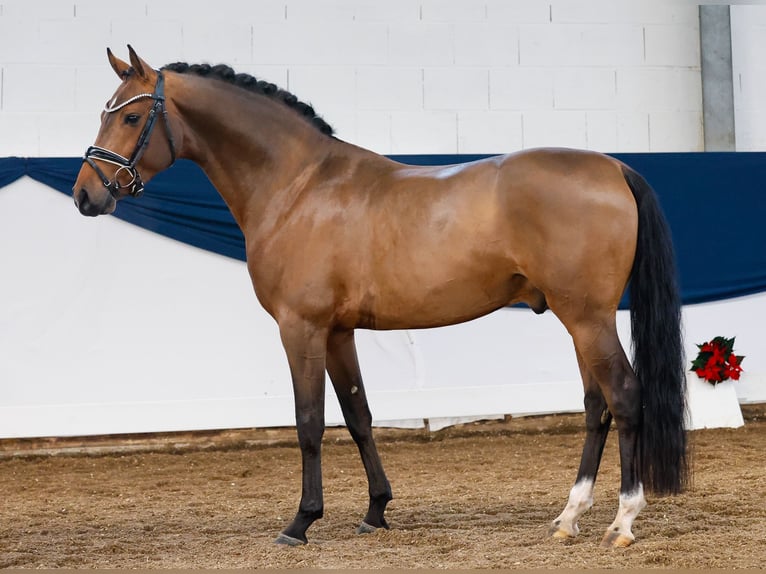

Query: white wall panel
[
  {"left": 424, "top": 68, "right": 489, "bottom": 110},
  {"left": 584, "top": 110, "right": 654, "bottom": 154},
  {"left": 2, "top": 0, "right": 73, "bottom": 20},
  {"left": 287, "top": 66, "right": 357, "bottom": 117},
  {"left": 486, "top": 0, "right": 549, "bottom": 23},
  {"left": 617, "top": 69, "right": 701, "bottom": 112},
  {"left": 549, "top": 1, "right": 694, "bottom": 25},
  {"left": 388, "top": 22, "right": 454, "bottom": 67},
  {"left": 550, "top": 0, "right": 619, "bottom": 23},
  {"left": 616, "top": 112, "right": 650, "bottom": 152},
  {"left": 357, "top": 68, "right": 422, "bottom": 111},
  {"left": 110, "top": 20, "right": 185, "bottom": 66},
  {"left": 453, "top": 24, "right": 519, "bottom": 67},
  {"left": 420, "top": 0, "right": 487, "bottom": 22},
  {"left": 74, "top": 0, "right": 147, "bottom": 20},
  {"left": 522, "top": 110, "right": 587, "bottom": 149},
  {"left": 37, "top": 19, "right": 112, "bottom": 65},
  {"left": 584, "top": 110, "right": 618, "bottom": 153},
  {"left": 74, "top": 66, "right": 120, "bottom": 113},
  {"left": 0, "top": 0, "right": 716, "bottom": 155},
  {"left": 457, "top": 111, "right": 522, "bottom": 154},
  {"left": 0, "top": 113, "right": 39, "bottom": 156},
  {"left": 353, "top": 0, "right": 420, "bottom": 23},
  {"left": 38, "top": 112, "right": 100, "bottom": 157},
  {"left": 3, "top": 65, "right": 75, "bottom": 113},
  {"left": 353, "top": 111, "right": 392, "bottom": 155},
  {"left": 554, "top": 68, "right": 616, "bottom": 110},
  {"left": 0, "top": 18, "right": 37, "bottom": 64},
  {"left": 649, "top": 111, "right": 703, "bottom": 152},
  {"left": 180, "top": 21, "right": 254, "bottom": 65},
  {"left": 285, "top": 0, "right": 356, "bottom": 23},
  {"left": 255, "top": 22, "right": 389, "bottom": 66},
  {"left": 732, "top": 5, "right": 766, "bottom": 151},
  {"left": 518, "top": 24, "right": 644, "bottom": 67},
  {"left": 644, "top": 24, "right": 700, "bottom": 68},
  {"left": 733, "top": 111, "right": 766, "bottom": 151},
  {"left": 390, "top": 111, "right": 456, "bottom": 154},
  {"left": 490, "top": 68, "right": 553, "bottom": 111},
  {"left": 613, "top": 3, "right": 699, "bottom": 25}
]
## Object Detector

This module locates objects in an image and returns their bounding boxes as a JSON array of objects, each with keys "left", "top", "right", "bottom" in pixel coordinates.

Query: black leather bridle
[{"left": 83, "top": 70, "right": 176, "bottom": 199}]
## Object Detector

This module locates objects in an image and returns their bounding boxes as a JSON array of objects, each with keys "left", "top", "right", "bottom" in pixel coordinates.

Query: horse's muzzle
[{"left": 73, "top": 187, "right": 115, "bottom": 217}]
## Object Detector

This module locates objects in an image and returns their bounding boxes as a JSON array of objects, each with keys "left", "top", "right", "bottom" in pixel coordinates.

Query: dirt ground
[{"left": 1, "top": 405, "right": 765, "bottom": 569}]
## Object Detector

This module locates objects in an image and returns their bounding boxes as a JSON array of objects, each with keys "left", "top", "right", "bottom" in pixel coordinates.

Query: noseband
[{"left": 83, "top": 70, "right": 176, "bottom": 199}]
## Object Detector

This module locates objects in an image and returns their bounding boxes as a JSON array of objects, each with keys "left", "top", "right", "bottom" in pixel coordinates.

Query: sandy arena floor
[{"left": 1, "top": 405, "right": 765, "bottom": 569}]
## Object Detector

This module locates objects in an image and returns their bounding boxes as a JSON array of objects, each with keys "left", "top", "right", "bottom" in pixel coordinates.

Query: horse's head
[{"left": 73, "top": 46, "right": 177, "bottom": 216}]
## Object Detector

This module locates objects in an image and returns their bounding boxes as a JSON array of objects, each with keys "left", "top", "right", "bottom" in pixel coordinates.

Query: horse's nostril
[
  {"left": 76, "top": 188, "right": 89, "bottom": 208},
  {"left": 75, "top": 188, "right": 102, "bottom": 216}
]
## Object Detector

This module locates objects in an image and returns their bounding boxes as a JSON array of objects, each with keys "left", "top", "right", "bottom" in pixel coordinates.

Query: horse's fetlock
[
  {"left": 299, "top": 506, "right": 323, "bottom": 522},
  {"left": 370, "top": 483, "right": 393, "bottom": 505}
]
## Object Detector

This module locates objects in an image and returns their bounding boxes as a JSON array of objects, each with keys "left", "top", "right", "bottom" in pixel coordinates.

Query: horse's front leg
[
  {"left": 275, "top": 318, "right": 329, "bottom": 546},
  {"left": 326, "top": 329, "right": 393, "bottom": 534}
]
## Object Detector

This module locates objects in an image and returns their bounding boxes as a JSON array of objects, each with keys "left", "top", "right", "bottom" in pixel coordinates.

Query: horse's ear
[
  {"left": 127, "top": 44, "right": 151, "bottom": 80},
  {"left": 107, "top": 47, "right": 130, "bottom": 79}
]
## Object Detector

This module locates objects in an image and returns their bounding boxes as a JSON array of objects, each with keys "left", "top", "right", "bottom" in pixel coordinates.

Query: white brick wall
[
  {"left": 731, "top": 5, "right": 766, "bottom": 151},
  {"left": 0, "top": 0, "right": 722, "bottom": 157}
]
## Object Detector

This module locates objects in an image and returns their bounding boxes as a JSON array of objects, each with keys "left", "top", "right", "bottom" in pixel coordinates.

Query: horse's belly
[{"left": 357, "top": 267, "right": 521, "bottom": 330}]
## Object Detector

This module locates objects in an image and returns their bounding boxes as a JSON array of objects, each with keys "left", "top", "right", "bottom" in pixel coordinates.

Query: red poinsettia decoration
[{"left": 690, "top": 336, "right": 745, "bottom": 385}]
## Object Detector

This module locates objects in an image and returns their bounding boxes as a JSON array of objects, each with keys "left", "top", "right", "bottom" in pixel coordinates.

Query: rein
[{"left": 83, "top": 70, "right": 176, "bottom": 199}]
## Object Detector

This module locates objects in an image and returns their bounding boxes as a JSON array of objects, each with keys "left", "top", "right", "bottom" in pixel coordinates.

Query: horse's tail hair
[{"left": 622, "top": 165, "right": 689, "bottom": 495}]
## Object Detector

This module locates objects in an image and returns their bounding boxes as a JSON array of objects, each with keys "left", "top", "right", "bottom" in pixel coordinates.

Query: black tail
[{"left": 622, "top": 165, "right": 689, "bottom": 495}]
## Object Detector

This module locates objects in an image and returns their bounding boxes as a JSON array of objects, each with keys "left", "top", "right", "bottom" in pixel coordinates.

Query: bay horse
[{"left": 73, "top": 46, "right": 688, "bottom": 548}]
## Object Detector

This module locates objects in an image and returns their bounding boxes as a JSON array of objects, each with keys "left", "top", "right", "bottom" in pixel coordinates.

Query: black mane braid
[{"left": 161, "top": 62, "right": 334, "bottom": 136}]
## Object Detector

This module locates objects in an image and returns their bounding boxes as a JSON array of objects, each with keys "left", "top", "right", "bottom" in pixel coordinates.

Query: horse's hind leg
[
  {"left": 567, "top": 318, "right": 646, "bottom": 547},
  {"left": 549, "top": 349, "right": 612, "bottom": 540},
  {"left": 326, "top": 329, "right": 393, "bottom": 534}
]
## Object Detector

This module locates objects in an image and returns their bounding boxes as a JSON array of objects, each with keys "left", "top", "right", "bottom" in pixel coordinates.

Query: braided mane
[{"left": 161, "top": 62, "right": 334, "bottom": 136}]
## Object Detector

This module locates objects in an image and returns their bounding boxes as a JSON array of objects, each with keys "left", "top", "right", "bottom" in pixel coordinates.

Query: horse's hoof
[
  {"left": 356, "top": 521, "right": 380, "bottom": 535},
  {"left": 274, "top": 533, "right": 307, "bottom": 546},
  {"left": 549, "top": 527, "right": 576, "bottom": 540},
  {"left": 548, "top": 520, "right": 577, "bottom": 540},
  {"left": 601, "top": 530, "right": 634, "bottom": 548}
]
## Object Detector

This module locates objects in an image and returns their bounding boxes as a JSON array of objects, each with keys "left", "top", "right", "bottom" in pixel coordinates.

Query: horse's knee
[{"left": 296, "top": 410, "right": 325, "bottom": 453}]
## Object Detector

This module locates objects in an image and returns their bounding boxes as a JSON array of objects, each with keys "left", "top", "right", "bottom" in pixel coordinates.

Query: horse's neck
[{"left": 170, "top": 74, "right": 328, "bottom": 230}]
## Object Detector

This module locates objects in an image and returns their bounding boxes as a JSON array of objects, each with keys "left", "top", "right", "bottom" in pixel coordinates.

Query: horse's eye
[{"left": 124, "top": 113, "right": 140, "bottom": 126}]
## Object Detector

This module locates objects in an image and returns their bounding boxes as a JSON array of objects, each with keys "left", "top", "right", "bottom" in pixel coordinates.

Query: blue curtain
[
  {"left": 0, "top": 157, "right": 27, "bottom": 188},
  {"left": 4, "top": 153, "right": 765, "bottom": 307}
]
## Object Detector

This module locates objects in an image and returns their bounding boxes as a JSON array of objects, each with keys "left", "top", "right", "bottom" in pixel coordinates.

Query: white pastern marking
[
  {"left": 551, "top": 478, "right": 594, "bottom": 537},
  {"left": 606, "top": 483, "right": 647, "bottom": 540}
]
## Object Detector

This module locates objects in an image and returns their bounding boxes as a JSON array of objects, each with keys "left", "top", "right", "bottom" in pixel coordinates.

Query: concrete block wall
[
  {"left": 731, "top": 5, "right": 766, "bottom": 151},
  {"left": 0, "top": 0, "right": 716, "bottom": 157}
]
